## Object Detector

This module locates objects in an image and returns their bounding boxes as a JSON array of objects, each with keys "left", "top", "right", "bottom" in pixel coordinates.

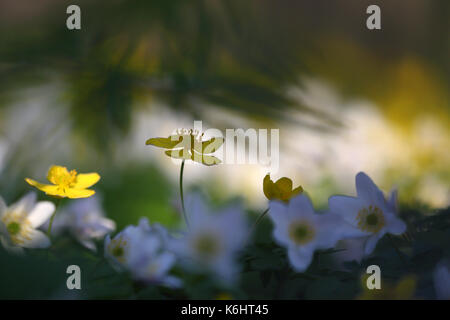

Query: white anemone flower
[
  {"left": 105, "top": 218, "right": 180, "bottom": 287},
  {"left": 126, "top": 222, "right": 180, "bottom": 288},
  {"left": 45, "top": 196, "right": 115, "bottom": 251},
  {"left": 0, "top": 193, "right": 55, "bottom": 254},
  {"left": 328, "top": 172, "right": 407, "bottom": 256},
  {"left": 172, "top": 194, "right": 248, "bottom": 283},
  {"left": 433, "top": 260, "right": 450, "bottom": 300},
  {"left": 104, "top": 219, "right": 147, "bottom": 270},
  {"left": 269, "top": 194, "right": 349, "bottom": 272}
]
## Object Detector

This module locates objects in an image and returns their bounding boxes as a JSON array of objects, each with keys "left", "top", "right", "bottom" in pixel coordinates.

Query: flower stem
[
  {"left": 179, "top": 159, "right": 189, "bottom": 228},
  {"left": 47, "top": 198, "right": 62, "bottom": 238},
  {"left": 252, "top": 207, "right": 269, "bottom": 232}
]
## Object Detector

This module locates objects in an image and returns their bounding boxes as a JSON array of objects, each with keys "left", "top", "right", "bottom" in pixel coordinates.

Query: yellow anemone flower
[
  {"left": 146, "top": 129, "right": 224, "bottom": 166},
  {"left": 25, "top": 165, "right": 100, "bottom": 199},
  {"left": 263, "top": 174, "right": 303, "bottom": 202},
  {"left": 358, "top": 274, "right": 417, "bottom": 300}
]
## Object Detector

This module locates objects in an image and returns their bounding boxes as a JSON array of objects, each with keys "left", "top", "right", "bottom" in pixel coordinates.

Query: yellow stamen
[
  {"left": 288, "top": 220, "right": 316, "bottom": 245},
  {"left": 193, "top": 233, "right": 221, "bottom": 259},
  {"left": 108, "top": 236, "right": 129, "bottom": 263},
  {"left": 356, "top": 205, "right": 386, "bottom": 233},
  {"left": 1, "top": 210, "right": 33, "bottom": 245}
]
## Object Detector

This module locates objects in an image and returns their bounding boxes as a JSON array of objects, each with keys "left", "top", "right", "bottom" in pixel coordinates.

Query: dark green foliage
[{"left": 0, "top": 206, "right": 448, "bottom": 299}]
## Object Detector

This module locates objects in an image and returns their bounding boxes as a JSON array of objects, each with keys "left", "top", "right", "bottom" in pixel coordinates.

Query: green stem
[
  {"left": 252, "top": 207, "right": 269, "bottom": 232},
  {"left": 179, "top": 159, "right": 189, "bottom": 228},
  {"left": 47, "top": 198, "right": 62, "bottom": 238}
]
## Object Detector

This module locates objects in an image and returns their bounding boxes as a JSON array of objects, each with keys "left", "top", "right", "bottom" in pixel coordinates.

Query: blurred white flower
[
  {"left": 0, "top": 192, "right": 54, "bottom": 254},
  {"left": 137, "top": 217, "right": 174, "bottom": 248},
  {"left": 127, "top": 220, "right": 180, "bottom": 288},
  {"left": 171, "top": 194, "right": 248, "bottom": 283},
  {"left": 269, "top": 194, "right": 349, "bottom": 272},
  {"left": 433, "top": 260, "right": 450, "bottom": 300},
  {"left": 44, "top": 196, "right": 115, "bottom": 251},
  {"left": 333, "top": 238, "right": 366, "bottom": 270},
  {"left": 104, "top": 219, "right": 147, "bottom": 271},
  {"left": 105, "top": 218, "right": 180, "bottom": 287},
  {"left": 328, "top": 172, "right": 406, "bottom": 256}
]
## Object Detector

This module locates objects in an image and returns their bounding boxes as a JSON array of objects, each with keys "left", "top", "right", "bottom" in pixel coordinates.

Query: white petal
[
  {"left": 154, "top": 252, "right": 176, "bottom": 276},
  {"left": 138, "top": 217, "right": 150, "bottom": 231},
  {"left": 104, "top": 234, "right": 112, "bottom": 259},
  {"left": 216, "top": 207, "right": 248, "bottom": 250},
  {"left": 214, "top": 256, "right": 238, "bottom": 283},
  {"left": 328, "top": 195, "right": 365, "bottom": 225},
  {"left": 184, "top": 193, "right": 209, "bottom": 227},
  {"left": 433, "top": 262, "right": 450, "bottom": 300},
  {"left": 10, "top": 192, "right": 37, "bottom": 214},
  {"left": 272, "top": 224, "right": 291, "bottom": 247},
  {"left": 386, "top": 215, "right": 407, "bottom": 235},
  {"left": 79, "top": 239, "right": 97, "bottom": 252},
  {"left": 28, "top": 201, "right": 55, "bottom": 228},
  {"left": 22, "top": 230, "right": 51, "bottom": 248},
  {"left": 0, "top": 196, "right": 6, "bottom": 219},
  {"left": 364, "top": 232, "right": 385, "bottom": 255},
  {"left": 314, "top": 214, "right": 359, "bottom": 248},
  {"left": 334, "top": 238, "right": 366, "bottom": 265},
  {"left": 355, "top": 172, "right": 386, "bottom": 205},
  {"left": 388, "top": 189, "right": 398, "bottom": 212},
  {"left": 287, "top": 246, "right": 314, "bottom": 272},
  {"left": 161, "top": 275, "right": 183, "bottom": 288},
  {"left": 288, "top": 194, "right": 315, "bottom": 219},
  {"left": 0, "top": 221, "right": 10, "bottom": 239},
  {"left": 268, "top": 201, "right": 291, "bottom": 246},
  {"left": 269, "top": 200, "right": 289, "bottom": 224},
  {"left": 100, "top": 218, "right": 116, "bottom": 232}
]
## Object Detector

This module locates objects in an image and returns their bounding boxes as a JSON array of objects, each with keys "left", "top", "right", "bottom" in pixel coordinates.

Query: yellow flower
[
  {"left": 146, "top": 129, "right": 224, "bottom": 166},
  {"left": 215, "top": 293, "right": 233, "bottom": 300},
  {"left": 263, "top": 174, "right": 303, "bottom": 202},
  {"left": 358, "top": 274, "right": 417, "bottom": 300},
  {"left": 25, "top": 165, "right": 100, "bottom": 199}
]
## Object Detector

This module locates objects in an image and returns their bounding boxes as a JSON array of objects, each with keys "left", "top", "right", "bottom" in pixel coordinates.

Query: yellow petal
[
  {"left": 263, "top": 174, "right": 275, "bottom": 200},
  {"left": 291, "top": 186, "right": 304, "bottom": 199},
  {"left": 195, "top": 154, "right": 221, "bottom": 166},
  {"left": 194, "top": 137, "right": 224, "bottom": 154},
  {"left": 25, "top": 178, "right": 61, "bottom": 196},
  {"left": 275, "top": 177, "right": 293, "bottom": 193},
  {"left": 65, "top": 188, "right": 96, "bottom": 199},
  {"left": 165, "top": 149, "right": 192, "bottom": 160},
  {"left": 47, "top": 165, "right": 70, "bottom": 184},
  {"left": 274, "top": 177, "right": 293, "bottom": 201},
  {"left": 75, "top": 173, "right": 101, "bottom": 189},
  {"left": 146, "top": 136, "right": 183, "bottom": 149},
  {"left": 263, "top": 174, "right": 303, "bottom": 202}
]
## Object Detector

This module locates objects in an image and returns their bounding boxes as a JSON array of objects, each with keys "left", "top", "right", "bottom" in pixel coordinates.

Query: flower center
[
  {"left": 146, "top": 262, "right": 160, "bottom": 278},
  {"left": 1, "top": 211, "right": 33, "bottom": 245},
  {"left": 108, "top": 236, "right": 128, "bottom": 263},
  {"left": 59, "top": 170, "right": 78, "bottom": 188},
  {"left": 356, "top": 205, "right": 385, "bottom": 233},
  {"left": 50, "top": 166, "right": 78, "bottom": 189},
  {"left": 112, "top": 246, "right": 124, "bottom": 257},
  {"left": 174, "top": 128, "right": 205, "bottom": 153},
  {"left": 193, "top": 233, "right": 220, "bottom": 259},
  {"left": 7, "top": 222, "right": 21, "bottom": 235},
  {"left": 288, "top": 220, "right": 316, "bottom": 245}
]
